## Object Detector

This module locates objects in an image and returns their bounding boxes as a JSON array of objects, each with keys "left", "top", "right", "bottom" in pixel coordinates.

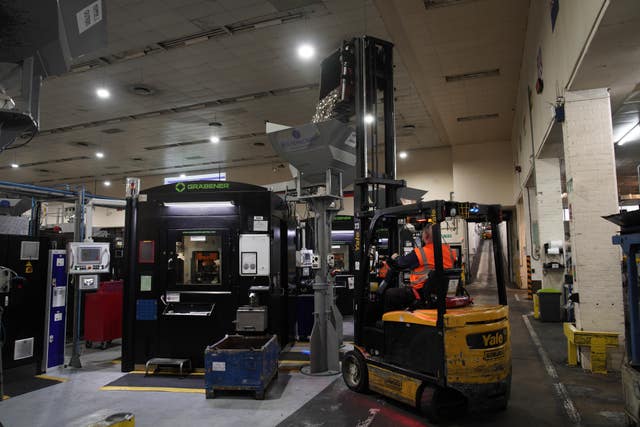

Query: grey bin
[{"left": 537, "top": 289, "right": 562, "bottom": 322}]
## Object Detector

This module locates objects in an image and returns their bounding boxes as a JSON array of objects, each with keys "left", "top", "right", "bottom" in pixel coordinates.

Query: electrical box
[
  {"left": 67, "top": 242, "right": 110, "bottom": 274},
  {"left": 239, "top": 234, "right": 270, "bottom": 276},
  {"left": 296, "top": 249, "right": 314, "bottom": 267},
  {"left": 0, "top": 268, "right": 10, "bottom": 293}
]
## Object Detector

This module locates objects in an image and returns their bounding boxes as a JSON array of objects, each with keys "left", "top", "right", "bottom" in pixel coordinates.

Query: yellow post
[
  {"left": 533, "top": 294, "right": 540, "bottom": 319},
  {"left": 564, "top": 323, "right": 578, "bottom": 366}
]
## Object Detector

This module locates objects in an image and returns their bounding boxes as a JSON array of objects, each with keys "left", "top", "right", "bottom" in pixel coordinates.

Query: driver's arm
[{"left": 387, "top": 251, "right": 420, "bottom": 271}]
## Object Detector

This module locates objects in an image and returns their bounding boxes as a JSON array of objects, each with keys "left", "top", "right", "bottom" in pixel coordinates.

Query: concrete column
[
  {"left": 562, "top": 88, "right": 624, "bottom": 369},
  {"left": 534, "top": 158, "right": 565, "bottom": 290}
]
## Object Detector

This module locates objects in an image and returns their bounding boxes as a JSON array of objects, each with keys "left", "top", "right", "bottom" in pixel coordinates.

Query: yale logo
[
  {"left": 466, "top": 328, "right": 507, "bottom": 349},
  {"left": 482, "top": 331, "right": 504, "bottom": 347}
]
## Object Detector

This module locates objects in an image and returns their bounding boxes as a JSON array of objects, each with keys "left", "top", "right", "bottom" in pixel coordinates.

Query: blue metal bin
[{"left": 204, "top": 334, "right": 279, "bottom": 400}]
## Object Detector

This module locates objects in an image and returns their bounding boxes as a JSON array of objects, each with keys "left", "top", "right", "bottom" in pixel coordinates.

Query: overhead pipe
[{"left": 0, "top": 180, "right": 123, "bottom": 202}]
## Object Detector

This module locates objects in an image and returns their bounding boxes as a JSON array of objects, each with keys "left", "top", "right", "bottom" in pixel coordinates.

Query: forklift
[{"left": 334, "top": 37, "right": 511, "bottom": 419}]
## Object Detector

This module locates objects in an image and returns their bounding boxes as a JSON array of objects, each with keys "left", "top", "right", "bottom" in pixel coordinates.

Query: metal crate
[{"left": 204, "top": 334, "right": 279, "bottom": 400}]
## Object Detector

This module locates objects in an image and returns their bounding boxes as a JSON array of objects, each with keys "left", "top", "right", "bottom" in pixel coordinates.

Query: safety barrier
[{"left": 563, "top": 323, "right": 619, "bottom": 374}]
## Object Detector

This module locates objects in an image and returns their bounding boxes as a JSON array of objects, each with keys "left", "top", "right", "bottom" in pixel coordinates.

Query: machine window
[
  {"left": 175, "top": 234, "right": 222, "bottom": 285},
  {"left": 331, "top": 244, "right": 350, "bottom": 271}
]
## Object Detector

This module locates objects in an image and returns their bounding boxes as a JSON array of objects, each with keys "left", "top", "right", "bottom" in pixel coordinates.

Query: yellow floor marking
[
  {"left": 129, "top": 370, "right": 205, "bottom": 376},
  {"left": 100, "top": 386, "right": 205, "bottom": 394},
  {"left": 35, "top": 374, "right": 68, "bottom": 382},
  {"left": 2, "top": 395, "right": 10, "bottom": 400}
]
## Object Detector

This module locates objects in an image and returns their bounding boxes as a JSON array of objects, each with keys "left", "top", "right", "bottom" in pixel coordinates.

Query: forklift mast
[{"left": 349, "top": 37, "right": 405, "bottom": 345}]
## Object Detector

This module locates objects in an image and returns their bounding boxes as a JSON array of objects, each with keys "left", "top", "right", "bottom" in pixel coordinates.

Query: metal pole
[
  {"left": 492, "top": 219, "right": 508, "bottom": 306},
  {"left": 0, "top": 306, "right": 4, "bottom": 402},
  {"left": 69, "top": 186, "right": 86, "bottom": 368},
  {"left": 122, "top": 196, "right": 138, "bottom": 372}
]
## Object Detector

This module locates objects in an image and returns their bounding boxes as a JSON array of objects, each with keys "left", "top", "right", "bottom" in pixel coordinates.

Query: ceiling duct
[
  {"left": 424, "top": 0, "right": 480, "bottom": 9},
  {"left": 445, "top": 68, "right": 500, "bottom": 82}
]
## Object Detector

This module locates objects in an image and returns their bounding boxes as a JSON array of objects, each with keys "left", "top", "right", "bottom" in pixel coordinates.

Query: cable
[{"left": 0, "top": 130, "right": 37, "bottom": 154}]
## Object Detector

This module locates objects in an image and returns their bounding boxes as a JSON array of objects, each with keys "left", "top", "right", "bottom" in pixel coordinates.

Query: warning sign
[{"left": 25, "top": 261, "right": 33, "bottom": 274}]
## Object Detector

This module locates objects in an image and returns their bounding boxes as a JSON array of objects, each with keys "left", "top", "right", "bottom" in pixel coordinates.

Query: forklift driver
[{"left": 382, "top": 224, "right": 457, "bottom": 312}]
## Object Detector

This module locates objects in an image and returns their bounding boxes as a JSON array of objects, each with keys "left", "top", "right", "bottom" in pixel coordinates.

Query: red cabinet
[{"left": 84, "top": 280, "right": 123, "bottom": 349}]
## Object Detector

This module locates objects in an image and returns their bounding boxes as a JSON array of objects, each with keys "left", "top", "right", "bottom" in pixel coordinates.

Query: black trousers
[{"left": 383, "top": 287, "right": 416, "bottom": 313}]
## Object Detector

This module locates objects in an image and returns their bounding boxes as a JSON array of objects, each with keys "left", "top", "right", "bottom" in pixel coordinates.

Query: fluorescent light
[
  {"left": 364, "top": 114, "right": 375, "bottom": 124},
  {"left": 164, "top": 201, "right": 235, "bottom": 208},
  {"left": 10, "top": 163, "right": 19, "bottom": 168},
  {"left": 180, "top": 173, "right": 186, "bottom": 178},
  {"left": 96, "top": 152, "right": 104, "bottom": 158},
  {"left": 297, "top": 43, "right": 315, "bottom": 60},
  {"left": 210, "top": 136, "right": 220, "bottom": 144},
  {"left": 617, "top": 122, "right": 640, "bottom": 146},
  {"left": 103, "top": 181, "right": 111, "bottom": 186},
  {"left": 399, "top": 151, "right": 408, "bottom": 159},
  {"left": 190, "top": 236, "right": 206, "bottom": 242},
  {"left": 331, "top": 245, "right": 341, "bottom": 249},
  {"left": 96, "top": 88, "right": 110, "bottom": 99}
]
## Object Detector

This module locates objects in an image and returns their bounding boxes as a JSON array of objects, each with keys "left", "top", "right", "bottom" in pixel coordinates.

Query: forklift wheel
[{"left": 342, "top": 350, "right": 369, "bottom": 393}]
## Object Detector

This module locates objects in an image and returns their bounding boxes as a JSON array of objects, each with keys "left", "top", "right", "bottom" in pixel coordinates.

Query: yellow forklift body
[
  {"left": 367, "top": 364, "right": 422, "bottom": 406},
  {"left": 382, "top": 305, "right": 511, "bottom": 385}
]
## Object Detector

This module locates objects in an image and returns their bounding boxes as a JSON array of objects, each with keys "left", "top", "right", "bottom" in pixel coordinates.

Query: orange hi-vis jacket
[{"left": 409, "top": 244, "right": 457, "bottom": 300}]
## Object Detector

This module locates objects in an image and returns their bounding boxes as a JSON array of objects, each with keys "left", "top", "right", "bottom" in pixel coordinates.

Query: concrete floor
[{"left": 0, "top": 242, "right": 626, "bottom": 426}]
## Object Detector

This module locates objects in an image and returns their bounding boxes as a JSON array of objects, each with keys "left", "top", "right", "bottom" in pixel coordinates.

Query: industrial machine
[
  {"left": 121, "top": 179, "right": 295, "bottom": 371},
  {"left": 0, "top": 235, "right": 49, "bottom": 373},
  {"left": 604, "top": 210, "right": 640, "bottom": 426}
]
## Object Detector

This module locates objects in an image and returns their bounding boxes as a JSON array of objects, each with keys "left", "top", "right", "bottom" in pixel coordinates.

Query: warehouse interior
[{"left": 0, "top": 0, "right": 639, "bottom": 426}]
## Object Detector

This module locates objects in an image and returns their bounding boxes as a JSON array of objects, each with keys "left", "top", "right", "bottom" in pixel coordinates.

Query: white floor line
[
  {"left": 522, "top": 314, "right": 581, "bottom": 425},
  {"left": 514, "top": 293, "right": 521, "bottom": 302}
]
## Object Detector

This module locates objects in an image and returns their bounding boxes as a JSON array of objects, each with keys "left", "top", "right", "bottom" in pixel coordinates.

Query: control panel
[{"left": 67, "top": 242, "right": 111, "bottom": 274}]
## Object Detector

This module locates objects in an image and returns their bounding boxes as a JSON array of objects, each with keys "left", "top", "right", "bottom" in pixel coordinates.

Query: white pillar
[
  {"left": 534, "top": 158, "right": 565, "bottom": 290},
  {"left": 562, "top": 88, "right": 624, "bottom": 368}
]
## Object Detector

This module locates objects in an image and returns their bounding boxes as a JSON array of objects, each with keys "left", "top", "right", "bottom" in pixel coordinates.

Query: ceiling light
[
  {"left": 364, "top": 114, "right": 375, "bottom": 124},
  {"left": 10, "top": 163, "right": 19, "bottom": 168},
  {"left": 103, "top": 181, "right": 111, "bottom": 186},
  {"left": 210, "top": 136, "right": 220, "bottom": 144},
  {"left": 180, "top": 173, "right": 186, "bottom": 178},
  {"left": 399, "top": 151, "right": 408, "bottom": 159},
  {"left": 96, "top": 88, "right": 110, "bottom": 99},
  {"left": 297, "top": 44, "right": 315, "bottom": 60},
  {"left": 96, "top": 152, "right": 104, "bottom": 158},
  {"left": 617, "top": 122, "right": 640, "bottom": 146}
]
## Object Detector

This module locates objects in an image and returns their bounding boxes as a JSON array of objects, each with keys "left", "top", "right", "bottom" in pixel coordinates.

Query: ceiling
[
  {"left": 374, "top": 0, "right": 529, "bottom": 146},
  {"left": 2, "top": 0, "right": 439, "bottom": 191},
  {"left": 2, "top": 0, "right": 635, "bottom": 200},
  {"left": 570, "top": 0, "right": 640, "bottom": 196}
]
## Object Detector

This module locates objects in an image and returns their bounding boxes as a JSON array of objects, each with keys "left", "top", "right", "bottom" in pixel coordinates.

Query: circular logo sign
[{"left": 175, "top": 182, "right": 186, "bottom": 192}]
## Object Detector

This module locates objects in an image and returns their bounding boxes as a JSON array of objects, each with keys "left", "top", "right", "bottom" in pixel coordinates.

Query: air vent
[
  {"left": 457, "top": 113, "right": 499, "bottom": 122},
  {"left": 253, "top": 142, "right": 265, "bottom": 147},
  {"left": 445, "top": 68, "right": 500, "bottom": 82},
  {"left": 185, "top": 155, "right": 204, "bottom": 160},
  {"left": 131, "top": 157, "right": 145, "bottom": 162},
  {"left": 37, "top": 169, "right": 51, "bottom": 173},
  {"left": 13, "top": 337, "right": 34, "bottom": 360},
  {"left": 129, "top": 83, "right": 156, "bottom": 96},
  {"left": 208, "top": 121, "right": 223, "bottom": 127},
  {"left": 101, "top": 128, "right": 125, "bottom": 134},
  {"left": 68, "top": 141, "right": 95, "bottom": 148}
]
